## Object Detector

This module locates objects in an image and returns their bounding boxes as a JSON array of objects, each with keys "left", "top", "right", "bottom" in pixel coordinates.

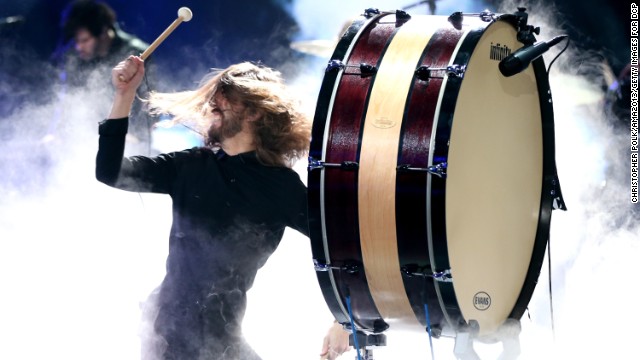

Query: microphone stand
[{"left": 402, "top": 0, "right": 437, "bottom": 15}]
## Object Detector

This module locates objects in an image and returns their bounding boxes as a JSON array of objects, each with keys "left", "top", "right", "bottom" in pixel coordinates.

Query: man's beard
[{"left": 207, "top": 112, "right": 245, "bottom": 146}]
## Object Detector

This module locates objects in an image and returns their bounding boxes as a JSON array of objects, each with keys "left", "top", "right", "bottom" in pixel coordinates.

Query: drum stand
[
  {"left": 453, "top": 320, "right": 481, "bottom": 360},
  {"left": 453, "top": 319, "right": 522, "bottom": 360},
  {"left": 349, "top": 331, "right": 386, "bottom": 360}
]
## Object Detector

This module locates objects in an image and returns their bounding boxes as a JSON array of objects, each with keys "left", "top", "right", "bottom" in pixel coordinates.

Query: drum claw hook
[
  {"left": 396, "top": 162, "right": 447, "bottom": 178},
  {"left": 428, "top": 162, "right": 448, "bottom": 178},
  {"left": 326, "top": 60, "right": 346, "bottom": 72},
  {"left": 363, "top": 8, "right": 380, "bottom": 18},
  {"left": 308, "top": 157, "right": 359, "bottom": 171}
]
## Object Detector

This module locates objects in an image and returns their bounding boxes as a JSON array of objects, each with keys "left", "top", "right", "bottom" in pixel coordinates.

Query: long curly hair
[{"left": 147, "top": 62, "right": 311, "bottom": 167}]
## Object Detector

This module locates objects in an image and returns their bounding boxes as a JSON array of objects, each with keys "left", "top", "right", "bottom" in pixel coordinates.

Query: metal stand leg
[
  {"left": 452, "top": 318, "right": 522, "bottom": 360},
  {"left": 360, "top": 348, "right": 374, "bottom": 360},
  {"left": 453, "top": 321, "right": 481, "bottom": 360},
  {"left": 349, "top": 331, "right": 386, "bottom": 360}
]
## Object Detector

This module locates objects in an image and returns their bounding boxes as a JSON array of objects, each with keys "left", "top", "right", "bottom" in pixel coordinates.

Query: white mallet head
[{"left": 178, "top": 7, "right": 193, "bottom": 22}]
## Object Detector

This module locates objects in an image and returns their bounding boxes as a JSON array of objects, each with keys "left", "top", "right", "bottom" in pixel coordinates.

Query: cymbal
[
  {"left": 551, "top": 73, "right": 603, "bottom": 106},
  {"left": 290, "top": 39, "right": 336, "bottom": 58}
]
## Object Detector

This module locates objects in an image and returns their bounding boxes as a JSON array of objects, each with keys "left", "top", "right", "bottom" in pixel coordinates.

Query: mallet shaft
[{"left": 140, "top": 17, "right": 184, "bottom": 60}]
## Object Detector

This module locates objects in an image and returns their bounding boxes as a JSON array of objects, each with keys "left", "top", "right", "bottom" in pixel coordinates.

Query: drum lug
[
  {"left": 308, "top": 157, "right": 359, "bottom": 171},
  {"left": 342, "top": 260, "right": 361, "bottom": 275},
  {"left": 415, "top": 65, "right": 432, "bottom": 84},
  {"left": 400, "top": 263, "right": 423, "bottom": 277},
  {"left": 395, "top": 9, "right": 411, "bottom": 21},
  {"left": 448, "top": 12, "right": 463, "bottom": 30},
  {"left": 359, "top": 63, "right": 377, "bottom": 76}
]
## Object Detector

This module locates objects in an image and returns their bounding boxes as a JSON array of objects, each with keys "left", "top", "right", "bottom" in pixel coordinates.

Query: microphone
[{"left": 498, "top": 35, "right": 567, "bottom": 77}]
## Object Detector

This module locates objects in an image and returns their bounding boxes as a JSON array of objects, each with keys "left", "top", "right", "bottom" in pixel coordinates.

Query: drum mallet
[
  {"left": 119, "top": 7, "right": 193, "bottom": 81},
  {"left": 140, "top": 6, "right": 193, "bottom": 60}
]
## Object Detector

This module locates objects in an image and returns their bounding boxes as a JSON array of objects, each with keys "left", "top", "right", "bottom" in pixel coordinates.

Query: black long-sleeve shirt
[{"left": 96, "top": 117, "right": 308, "bottom": 357}]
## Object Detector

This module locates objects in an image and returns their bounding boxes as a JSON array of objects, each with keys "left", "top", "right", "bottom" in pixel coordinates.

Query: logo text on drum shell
[
  {"left": 490, "top": 43, "right": 512, "bottom": 61},
  {"left": 372, "top": 117, "right": 397, "bottom": 129},
  {"left": 473, "top": 291, "right": 491, "bottom": 310}
]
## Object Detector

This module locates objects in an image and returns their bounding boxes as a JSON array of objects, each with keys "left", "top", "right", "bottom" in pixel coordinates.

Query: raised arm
[{"left": 96, "top": 56, "right": 175, "bottom": 194}]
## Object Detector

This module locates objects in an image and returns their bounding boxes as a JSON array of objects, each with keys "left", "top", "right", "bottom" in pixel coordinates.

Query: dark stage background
[
  {"left": 0, "top": 0, "right": 303, "bottom": 117},
  {"left": 0, "top": 1, "right": 630, "bottom": 79},
  {"left": 0, "top": 0, "right": 629, "bottom": 118}
]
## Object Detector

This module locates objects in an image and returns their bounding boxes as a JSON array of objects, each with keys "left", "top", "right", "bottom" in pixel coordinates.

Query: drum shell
[{"left": 308, "top": 12, "right": 558, "bottom": 338}]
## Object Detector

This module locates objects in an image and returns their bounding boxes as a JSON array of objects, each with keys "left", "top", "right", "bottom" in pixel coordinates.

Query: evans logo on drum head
[{"left": 473, "top": 292, "right": 491, "bottom": 310}]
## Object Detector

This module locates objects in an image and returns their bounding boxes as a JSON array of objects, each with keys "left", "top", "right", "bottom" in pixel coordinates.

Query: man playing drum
[{"left": 96, "top": 55, "right": 349, "bottom": 359}]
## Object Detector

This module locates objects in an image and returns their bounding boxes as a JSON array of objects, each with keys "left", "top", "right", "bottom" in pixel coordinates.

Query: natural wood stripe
[{"left": 358, "top": 17, "right": 441, "bottom": 330}]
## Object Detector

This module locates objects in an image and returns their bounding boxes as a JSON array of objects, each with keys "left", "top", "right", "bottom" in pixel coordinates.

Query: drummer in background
[
  {"left": 56, "top": 0, "right": 148, "bottom": 86},
  {"left": 48, "top": 0, "right": 155, "bottom": 149}
]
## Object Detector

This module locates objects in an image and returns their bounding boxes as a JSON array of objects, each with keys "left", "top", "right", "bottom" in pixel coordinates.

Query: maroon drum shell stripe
[
  {"left": 308, "top": 17, "right": 367, "bottom": 325},
  {"left": 396, "top": 26, "right": 465, "bottom": 329}
]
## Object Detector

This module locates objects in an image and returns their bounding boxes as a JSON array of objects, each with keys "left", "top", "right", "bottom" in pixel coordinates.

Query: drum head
[{"left": 445, "top": 19, "right": 543, "bottom": 336}]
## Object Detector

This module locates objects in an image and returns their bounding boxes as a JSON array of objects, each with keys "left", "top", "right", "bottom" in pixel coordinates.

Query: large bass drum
[{"left": 308, "top": 9, "right": 563, "bottom": 339}]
